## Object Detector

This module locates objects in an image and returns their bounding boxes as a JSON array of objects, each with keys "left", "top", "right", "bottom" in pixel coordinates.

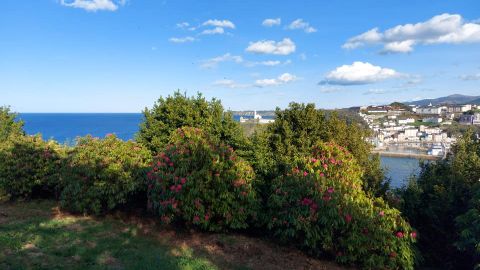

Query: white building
[
  {"left": 398, "top": 118, "right": 415, "bottom": 125},
  {"left": 416, "top": 106, "right": 443, "bottom": 115},
  {"left": 447, "top": 104, "right": 472, "bottom": 114},
  {"left": 423, "top": 117, "right": 443, "bottom": 124}
]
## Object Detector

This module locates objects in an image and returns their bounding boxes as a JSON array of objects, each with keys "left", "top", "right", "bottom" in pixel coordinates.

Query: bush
[
  {"left": 0, "top": 106, "right": 24, "bottom": 141},
  {"left": 251, "top": 102, "right": 387, "bottom": 197},
  {"left": 137, "top": 91, "right": 248, "bottom": 156},
  {"left": 147, "top": 127, "right": 258, "bottom": 232},
  {"left": 398, "top": 129, "right": 480, "bottom": 269},
  {"left": 60, "top": 135, "right": 151, "bottom": 215},
  {"left": 455, "top": 184, "right": 480, "bottom": 269},
  {"left": 0, "top": 135, "right": 65, "bottom": 200},
  {"left": 264, "top": 142, "right": 415, "bottom": 269}
]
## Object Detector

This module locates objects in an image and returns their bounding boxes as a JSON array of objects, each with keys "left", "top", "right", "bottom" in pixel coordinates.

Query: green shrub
[
  {"left": 455, "top": 184, "right": 480, "bottom": 269},
  {"left": 398, "top": 129, "right": 480, "bottom": 269},
  {"left": 265, "top": 142, "right": 415, "bottom": 269},
  {"left": 250, "top": 102, "right": 387, "bottom": 197},
  {"left": 60, "top": 134, "right": 151, "bottom": 215},
  {"left": 0, "top": 106, "right": 24, "bottom": 142},
  {"left": 0, "top": 135, "right": 65, "bottom": 200},
  {"left": 137, "top": 91, "right": 248, "bottom": 156},
  {"left": 147, "top": 127, "right": 258, "bottom": 232}
]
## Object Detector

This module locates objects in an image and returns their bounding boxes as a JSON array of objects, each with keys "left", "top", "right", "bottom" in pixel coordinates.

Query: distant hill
[{"left": 405, "top": 94, "right": 480, "bottom": 106}]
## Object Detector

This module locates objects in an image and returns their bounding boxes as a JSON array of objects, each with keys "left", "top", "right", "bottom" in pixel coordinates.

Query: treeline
[{"left": 0, "top": 91, "right": 478, "bottom": 269}]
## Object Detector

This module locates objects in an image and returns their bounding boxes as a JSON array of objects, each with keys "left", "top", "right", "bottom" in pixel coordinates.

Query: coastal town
[{"left": 359, "top": 102, "right": 480, "bottom": 159}]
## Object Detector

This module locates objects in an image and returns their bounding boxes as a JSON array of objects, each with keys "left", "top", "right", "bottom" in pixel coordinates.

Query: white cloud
[
  {"left": 244, "top": 60, "right": 291, "bottom": 67},
  {"left": 202, "top": 19, "right": 235, "bottom": 29},
  {"left": 60, "top": 0, "right": 124, "bottom": 11},
  {"left": 262, "top": 18, "right": 281, "bottom": 27},
  {"left": 246, "top": 38, "right": 296, "bottom": 55},
  {"left": 363, "top": 89, "right": 388, "bottom": 95},
  {"left": 212, "top": 79, "right": 251, "bottom": 89},
  {"left": 255, "top": 73, "right": 297, "bottom": 87},
  {"left": 200, "top": 53, "right": 243, "bottom": 69},
  {"left": 200, "top": 27, "right": 225, "bottom": 35},
  {"left": 460, "top": 73, "right": 480, "bottom": 80},
  {"left": 343, "top": 13, "right": 480, "bottom": 53},
  {"left": 176, "top": 22, "right": 190, "bottom": 29},
  {"left": 320, "top": 61, "right": 401, "bottom": 85},
  {"left": 168, "top": 36, "right": 196, "bottom": 43},
  {"left": 286, "top": 19, "right": 317, "bottom": 33}
]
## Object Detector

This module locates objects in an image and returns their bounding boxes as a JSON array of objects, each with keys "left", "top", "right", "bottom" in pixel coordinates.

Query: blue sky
[{"left": 1, "top": 0, "right": 480, "bottom": 112}]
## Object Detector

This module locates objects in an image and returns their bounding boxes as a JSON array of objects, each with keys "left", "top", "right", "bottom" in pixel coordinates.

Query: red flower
[
  {"left": 320, "top": 172, "right": 325, "bottom": 177},
  {"left": 193, "top": 216, "right": 200, "bottom": 223},
  {"left": 322, "top": 194, "right": 332, "bottom": 202},
  {"left": 396, "top": 231, "right": 404, "bottom": 238},
  {"left": 389, "top": 251, "right": 397, "bottom": 258},
  {"left": 205, "top": 214, "right": 210, "bottom": 221},
  {"left": 379, "top": 210, "right": 385, "bottom": 217},
  {"left": 181, "top": 177, "right": 187, "bottom": 184},
  {"left": 344, "top": 214, "right": 352, "bottom": 223},
  {"left": 327, "top": 187, "right": 334, "bottom": 194},
  {"left": 410, "top": 232, "right": 417, "bottom": 239},
  {"left": 323, "top": 164, "right": 328, "bottom": 170},
  {"left": 303, "top": 171, "right": 308, "bottom": 177}
]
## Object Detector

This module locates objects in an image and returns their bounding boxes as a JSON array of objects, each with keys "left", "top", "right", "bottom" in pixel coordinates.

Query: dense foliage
[
  {"left": 398, "top": 130, "right": 480, "bottom": 269},
  {"left": 137, "top": 92, "right": 247, "bottom": 156},
  {"left": 250, "top": 102, "right": 387, "bottom": 196},
  {"left": 147, "top": 127, "right": 258, "bottom": 232},
  {"left": 60, "top": 135, "right": 151, "bottom": 215},
  {"left": 0, "top": 106, "right": 24, "bottom": 141},
  {"left": 0, "top": 135, "right": 65, "bottom": 199},
  {"left": 265, "top": 142, "right": 415, "bottom": 269}
]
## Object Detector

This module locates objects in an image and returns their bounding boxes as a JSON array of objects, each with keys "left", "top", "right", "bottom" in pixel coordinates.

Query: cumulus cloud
[
  {"left": 60, "top": 0, "right": 124, "bottom": 11},
  {"left": 168, "top": 36, "right": 196, "bottom": 43},
  {"left": 319, "top": 62, "right": 401, "bottom": 85},
  {"left": 246, "top": 38, "right": 296, "bottom": 55},
  {"left": 343, "top": 13, "right": 480, "bottom": 53},
  {"left": 262, "top": 18, "right": 281, "bottom": 27},
  {"left": 255, "top": 73, "right": 297, "bottom": 87},
  {"left": 200, "top": 27, "right": 225, "bottom": 35},
  {"left": 200, "top": 53, "right": 243, "bottom": 69},
  {"left": 286, "top": 19, "right": 317, "bottom": 33},
  {"left": 460, "top": 73, "right": 480, "bottom": 80},
  {"left": 202, "top": 19, "right": 236, "bottom": 29}
]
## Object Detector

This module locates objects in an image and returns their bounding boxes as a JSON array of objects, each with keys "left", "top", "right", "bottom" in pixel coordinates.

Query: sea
[{"left": 18, "top": 113, "right": 419, "bottom": 188}]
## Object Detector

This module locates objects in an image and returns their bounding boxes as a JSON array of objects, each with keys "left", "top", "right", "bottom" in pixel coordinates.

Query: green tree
[
  {"left": 398, "top": 129, "right": 480, "bottom": 269},
  {"left": 0, "top": 106, "right": 24, "bottom": 141},
  {"left": 251, "top": 102, "right": 387, "bottom": 196},
  {"left": 136, "top": 91, "right": 248, "bottom": 155}
]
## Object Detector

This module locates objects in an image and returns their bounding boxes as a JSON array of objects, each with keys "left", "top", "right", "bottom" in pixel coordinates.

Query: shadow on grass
[{"left": 0, "top": 201, "right": 218, "bottom": 270}]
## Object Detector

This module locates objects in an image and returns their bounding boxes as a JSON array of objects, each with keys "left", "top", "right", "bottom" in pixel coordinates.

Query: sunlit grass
[{"left": 0, "top": 201, "right": 217, "bottom": 270}]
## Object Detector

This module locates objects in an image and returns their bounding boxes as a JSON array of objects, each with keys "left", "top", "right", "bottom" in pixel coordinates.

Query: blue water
[
  {"left": 19, "top": 113, "right": 143, "bottom": 143},
  {"left": 381, "top": 156, "right": 421, "bottom": 188},
  {"left": 18, "top": 113, "right": 418, "bottom": 186}
]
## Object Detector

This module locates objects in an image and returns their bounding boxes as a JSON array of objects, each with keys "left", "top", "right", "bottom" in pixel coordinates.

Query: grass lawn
[
  {"left": 0, "top": 200, "right": 349, "bottom": 270},
  {"left": 0, "top": 201, "right": 217, "bottom": 270}
]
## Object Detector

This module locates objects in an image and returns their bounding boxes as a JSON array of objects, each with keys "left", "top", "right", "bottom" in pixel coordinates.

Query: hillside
[{"left": 405, "top": 94, "right": 480, "bottom": 106}]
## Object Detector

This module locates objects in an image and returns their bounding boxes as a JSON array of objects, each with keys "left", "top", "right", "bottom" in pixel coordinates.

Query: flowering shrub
[
  {"left": 147, "top": 127, "right": 258, "bottom": 232},
  {"left": 0, "top": 135, "right": 65, "bottom": 199},
  {"left": 60, "top": 135, "right": 151, "bottom": 215},
  {"left": 265, "top": 142, "right": 415, "bottom": 269}
]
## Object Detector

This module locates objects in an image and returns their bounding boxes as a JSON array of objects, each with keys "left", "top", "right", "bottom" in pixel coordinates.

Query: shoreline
[{"left": 372, "top": 150, "right": 441, "bottom": 160}]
